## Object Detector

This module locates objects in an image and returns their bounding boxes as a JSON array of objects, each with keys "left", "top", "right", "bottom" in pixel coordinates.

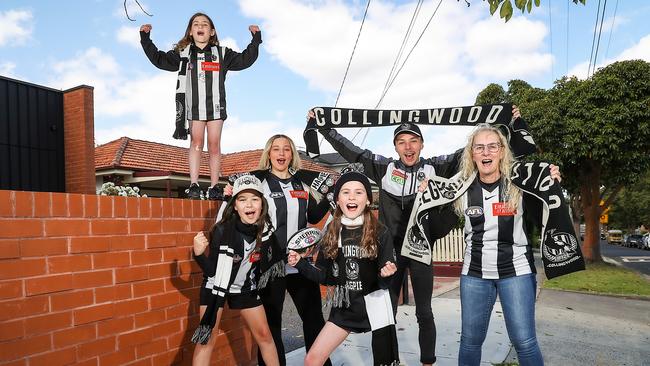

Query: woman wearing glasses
[{"left": 451, "top": 123, "right": 560, "bottom": 366}]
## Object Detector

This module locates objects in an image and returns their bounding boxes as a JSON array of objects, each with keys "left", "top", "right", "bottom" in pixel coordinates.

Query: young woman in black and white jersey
[
  {"left": 225, "top": 134, "right": 333, "bottom": 366},
  {"left": 451, "top": 124, "right": 561, "bottom": 366}
]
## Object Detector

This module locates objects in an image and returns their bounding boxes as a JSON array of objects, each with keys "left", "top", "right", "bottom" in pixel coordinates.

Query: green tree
[
  {"left": 476, "top": 60, "right": 650, "bottom": 262},
  {"left": 609, "top": 171, "right": 650, "bottom": 231},
  {"left": 463, "top": 0, "right": 586, "bottom": 22}
]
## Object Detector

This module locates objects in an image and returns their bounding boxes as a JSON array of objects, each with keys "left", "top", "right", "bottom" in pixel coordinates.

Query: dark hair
[
  {"left": 212, "top": 189, "right": 270, "bottom": 250},
  {"left": 174, "top": 12, "right": 219, "bottom": 52},
  {"left": 321, "top": 206, "right": 379, "bottom": 260}
]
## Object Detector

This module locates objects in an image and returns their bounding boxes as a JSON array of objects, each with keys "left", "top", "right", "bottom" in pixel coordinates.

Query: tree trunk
[{"left": 580, "top": 161, "right": 603, "bottom": 263}]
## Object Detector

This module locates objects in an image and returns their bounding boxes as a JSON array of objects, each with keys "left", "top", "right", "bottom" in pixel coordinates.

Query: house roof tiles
[{"left": 95, "top": 137, "right": 337, "bottom": 177}]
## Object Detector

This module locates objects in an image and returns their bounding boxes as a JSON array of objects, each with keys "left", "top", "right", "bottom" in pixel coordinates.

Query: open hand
[{"left": 380, "top": 261, "right": 397, "bottom": 277}]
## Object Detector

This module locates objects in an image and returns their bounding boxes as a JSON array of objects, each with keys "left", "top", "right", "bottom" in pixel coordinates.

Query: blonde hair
[
  {"left": 321, "top": 207, "right": 379, "bottom": 260},
  {"left": 174, "top": 12, "right": 219, "bottom": 53},
  {"left": 453, "top": 124, "right": 521, "bottom": 216},
  {"left": 258, "top": 134, "right": 302, "bottom": 171}
]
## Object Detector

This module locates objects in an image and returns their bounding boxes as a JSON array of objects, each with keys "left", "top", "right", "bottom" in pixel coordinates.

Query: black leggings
[
  {"left": 389, "top": 251, "right": 437, "bottom": 364},
  {"left": 257, "top": 272, "right": 331, "bottom": 366}
]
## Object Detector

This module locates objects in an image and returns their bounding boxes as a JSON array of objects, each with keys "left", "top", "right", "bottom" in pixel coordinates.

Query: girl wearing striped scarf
[
  {"left": 191, "top": 175, "right": 281, "bottom": 366},
  {"left": 140, "top": 13, "right": 261, "bottom": 200}
]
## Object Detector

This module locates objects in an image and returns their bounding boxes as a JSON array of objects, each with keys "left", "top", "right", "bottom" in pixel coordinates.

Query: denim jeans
[{"left": 459, "top": 273, "right": 543, "bottom": 366}]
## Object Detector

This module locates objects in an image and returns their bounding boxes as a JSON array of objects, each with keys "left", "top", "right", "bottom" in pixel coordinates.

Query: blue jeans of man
[{"left": 459, "top": 273, "right": 543, "bottom": 366}]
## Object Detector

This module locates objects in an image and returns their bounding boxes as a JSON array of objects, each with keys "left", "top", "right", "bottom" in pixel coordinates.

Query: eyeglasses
[{"left": 472, "top": 143, "right": 501, "bottom": 154}]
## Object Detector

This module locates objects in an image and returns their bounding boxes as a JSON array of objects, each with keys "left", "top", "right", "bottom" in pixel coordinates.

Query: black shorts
[{"left": 200, "top": 285, "right": 261, "bottom": 309}]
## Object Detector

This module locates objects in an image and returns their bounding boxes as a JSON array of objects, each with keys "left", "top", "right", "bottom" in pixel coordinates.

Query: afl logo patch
[
  {"left": 465, "top": 206, "right": 483, "bottom": 218},
  {"left": 269, "top": 192, "right": 284, "bottom": 199}
]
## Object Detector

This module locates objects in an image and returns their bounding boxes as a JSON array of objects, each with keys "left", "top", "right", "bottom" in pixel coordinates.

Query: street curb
[{"left": 540, "top": 286, "right": 650, "bottom": 301}]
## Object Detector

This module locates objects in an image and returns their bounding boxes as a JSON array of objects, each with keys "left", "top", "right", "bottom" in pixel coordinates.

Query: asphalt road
[{"left": 600, "top": 238, "right": 650, "bottom": 275}]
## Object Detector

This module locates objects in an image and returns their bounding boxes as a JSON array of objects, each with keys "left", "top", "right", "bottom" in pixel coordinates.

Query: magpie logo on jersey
[
  {"left": 465, "top": 206, "right": 484, "bottom": 218},
  {"left": 344, "top": 258, "right": 363, "bottom": 291},
  {"left": 543, "top": 229, "right": 579, "bottom": 263}
]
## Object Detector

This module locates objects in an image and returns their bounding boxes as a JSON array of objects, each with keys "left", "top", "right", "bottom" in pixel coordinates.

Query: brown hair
[
  {"left": 213, "top": 189, "right": 270, "bottom": 250},
  {"left": 321, "top": 207, "right": 379, "bottom": 260},
  {"left": 174, "top": 12, "right": 219, "bottom": 53}
]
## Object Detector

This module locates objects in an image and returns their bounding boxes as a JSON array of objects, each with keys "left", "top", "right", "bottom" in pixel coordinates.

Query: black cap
[
  {"left": 333, "top": 172, "right": 372, "bottom": 204},
  {"left": 393, "top": 123, "right": 423, "bottom": 144}
]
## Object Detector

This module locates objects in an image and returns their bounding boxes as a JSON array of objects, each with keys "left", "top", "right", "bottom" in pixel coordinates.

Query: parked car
[
  {"left": 623, "top": 234, "right": 644, "bottom": 248},
  {"left": 607, "top": 230, "right": 623, "bottom": 245},
  {"left": 642, "top": 233, "right": 650, "bottom": 250}
]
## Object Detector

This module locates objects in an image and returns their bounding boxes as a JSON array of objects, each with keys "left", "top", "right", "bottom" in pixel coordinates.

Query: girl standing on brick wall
[
  {"left": 140, "top": 12, "right": 261, "bottom": 200},
  {"left": 191, "top": 175, "right": 282, "bottom": 366},
  {"left": 287, "top": 171, "right": 400, "bottom": 366}
]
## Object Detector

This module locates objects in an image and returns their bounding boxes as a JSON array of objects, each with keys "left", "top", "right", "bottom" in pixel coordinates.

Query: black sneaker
[
  {"left": 207, "top": 184, "right": 225, "bottom": 201},
  {"left": 186, "top": 183, "right": 202, "bottom": 200}
]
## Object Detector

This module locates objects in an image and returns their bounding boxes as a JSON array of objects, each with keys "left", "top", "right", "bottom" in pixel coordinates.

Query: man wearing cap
[{"left": 319, "top": 121, "right": 453, "bottom": 366}]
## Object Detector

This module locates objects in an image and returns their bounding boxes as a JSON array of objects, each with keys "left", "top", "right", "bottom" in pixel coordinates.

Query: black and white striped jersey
[
  {"left": 261, "top": 173, "right": 329, "bottom": 274},
  {"left": 140, "top": 31, "right": 261, "bottom": 122},
  {"left": 185, "top": 45, "right": 222, "bottom": 121},
  {"left": 460, "top": 178, "right": 536, "bottom": 279},
  {"left": 196, "top": 224, "right": 258, "bottom": 295}
]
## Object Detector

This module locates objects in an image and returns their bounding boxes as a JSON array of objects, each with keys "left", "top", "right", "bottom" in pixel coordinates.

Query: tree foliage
[
  {"left": 461, "top": 0, "right": 587, "bottom": 22},
  {"left": 476, "top": 60, "right": 650, "bottom": 261},
  {"left": 609, "top": 171, "right": 650, "bottom": 231}
]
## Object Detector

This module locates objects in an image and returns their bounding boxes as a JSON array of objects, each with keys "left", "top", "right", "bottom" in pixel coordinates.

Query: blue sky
[{"left": 1, "top": 0, "right": 649, "bottom": 159}]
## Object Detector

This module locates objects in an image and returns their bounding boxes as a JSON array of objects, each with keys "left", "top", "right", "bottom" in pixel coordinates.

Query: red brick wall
[
  {"left": 0, "top": 190, "right": 258, "bottom": 366},
  {"left": 63, "top": 86, "right": 96, "bottom": 195}
]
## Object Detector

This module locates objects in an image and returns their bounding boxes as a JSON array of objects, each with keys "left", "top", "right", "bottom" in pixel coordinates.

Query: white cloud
[
  {"left": 116, "top": 25, "right": 141, "bottom": 48},
  {"left": 0, "top": 9, "right": 33, "bottom": 46},
  {"left": 0, "top": 61, "right": 17, "bottom": 77},
  {"left": 568, "top": 33, "right": 650, "bottom": 79},
  {"left": 464, "top": 17, "right": 552, "bottom": 79},
  {"left": 600, "top": 15, "right": 629, "bottom": 34},
  {"left": 237, "top": 0, "right": 553, "bottom": 157},
  {"left": 45, "top": 45, "right": 286, "bottom": 154},
  {"left": 238, "top": 0, "right": 551, "bottom": 108},
  {"left": 220, "top": 37, "right": 241, "bottom": 52}
]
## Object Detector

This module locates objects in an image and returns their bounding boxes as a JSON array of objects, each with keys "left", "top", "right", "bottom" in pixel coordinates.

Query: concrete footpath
[
  {"left": 285, "top": 265, "right": 650, "bottom": 365},
  {"left": 286, "top": 277, "right": 511, "bottom": 365}
]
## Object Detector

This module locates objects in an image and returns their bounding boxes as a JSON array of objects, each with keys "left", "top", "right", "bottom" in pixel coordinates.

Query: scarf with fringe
[{"left": 191, "top": 218, "right": 284, "bottom": 344}]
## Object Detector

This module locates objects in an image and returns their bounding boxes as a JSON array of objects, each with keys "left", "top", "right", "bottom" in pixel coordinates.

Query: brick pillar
[{"left": 63, "top": 85, "right": 95, "bottom": 194}]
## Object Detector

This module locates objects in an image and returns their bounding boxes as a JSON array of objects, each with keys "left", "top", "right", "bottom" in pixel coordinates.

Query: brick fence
[{"left": 0, "top": 190, "right": 257, "bottom": 366}]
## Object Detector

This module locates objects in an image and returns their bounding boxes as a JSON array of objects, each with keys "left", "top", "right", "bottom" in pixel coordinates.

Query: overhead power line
[
  {"left": 587, "top": 0, "right": 602, "bottom": 78},
  {"left": 375, "top": 0, "right": 444, "bottom": 108},
  {"left": 334, "top": 0, "right": 372, "bottom": 107},
  {"left": 605, "top": 0, "right": 619, "bottom": 60},
  {"left": 592, "top": 0, "right": 608, "bottom": 77}
]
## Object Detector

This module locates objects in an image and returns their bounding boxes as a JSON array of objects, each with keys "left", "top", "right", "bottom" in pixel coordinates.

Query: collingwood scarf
[
  {"left": 191, "top": 219, "right": 283, "bottom": 344},
  {"left": 174, "top": 45, "right": 222, "bottom": 140},
  {"left": 303, "top": 103, "right": 535, "bottom": 157},
  {"left": 403, "top": 162, "right": 585, "bottom": 279}
]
